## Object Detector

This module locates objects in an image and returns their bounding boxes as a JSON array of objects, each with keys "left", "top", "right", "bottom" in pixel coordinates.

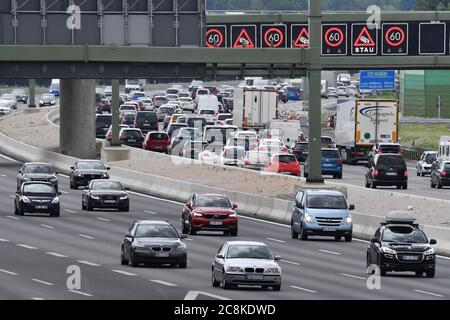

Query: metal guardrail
[{"left": 402, "top": 146, "right": 430, "bottom": 161}]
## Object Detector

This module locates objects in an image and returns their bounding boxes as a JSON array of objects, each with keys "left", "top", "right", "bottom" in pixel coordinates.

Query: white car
[
  {"left": 179, "top": 97, "right": 195, "bottom": 111},
  {"left": 327, "top": 87, "right": 338, "bottom": 98},
  {"left": 416, "top": 151, "right": 438, "bottom": 176},
  {"left": 0, "top": 94, "right": 18, "bottom": 110},
  {"left": 219, "top": 146, "right": 246, "bottom": 166},
  {"left": 337, "top": 86, "right": 349, "bottom": 97},
  {"left": 198, "top": 149, "right": 221, "bottom": 165},
  {"left": 234, "top": 130, "right": 259, "bottom": 140},
  {"left": 0, "top": 103, "right": 12, "bottom": 115},
  {"left": 211, "top": 241, "right": 282, "bottom": 291},
  {"left": 138, "top": 98, "right": 154, "bottom": 111},
  {"left": 198, "top": 109, "right": 217, "bottom": 122},
  {"left": 166, "top": 94, "right": 178, "bottom": 102},
  {"left": 256, "top": 139, "right": 289, "bottom": 156}
]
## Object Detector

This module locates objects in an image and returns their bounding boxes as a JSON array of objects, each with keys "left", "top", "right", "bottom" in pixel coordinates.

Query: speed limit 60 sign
[
  {"left": 321, "top": 24, "right": 347, "bottom": 55},
  {"left": 260, "top": 24, "right": 287, "bottom": 48},
  {"left": 382, "top": 23, "right": 408, "bottom": 55},
  {"left": 206, "top": 25, "right": 227, "bottom": 48}
]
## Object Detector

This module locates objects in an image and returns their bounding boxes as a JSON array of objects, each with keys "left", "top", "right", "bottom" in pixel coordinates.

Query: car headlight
[
  {"left": 39, "top": 100, "right": 43, "bottom": 104},
  {"left": 119, "top": 195, "right": 128, "bottom": 200},
  {"left": 90, "top": 195, "right": 100, "bottom": 200},
  {"left": 75, "top": 172, "right": 83, "bottom": 177},
  {"left": 175, "top": 242, "right": 187, "bottom": 252},
  {"left": 22, "top": 196, "right": 31, "bottom": 203},
  {"left": 102, "top": 172, "right": 109, "bottom": 178},
  {"left": 382, "top": 247, "right": 396, "bottom": 255},
  {"left": 226, "top": 266, "right": 244, "bottom": 273},
  {"left": 346, "top": 215, "right": 352, "bottom": 224},
  {"left": 50, "top": 176, "right": 58, "bottom": 182},
  {"left": 266, "top": 267, "right": 281, "bottom": 274},
  {"left": 424, "top": 248, "right": 435, "bottom": 255},
  {"left": 22, "top": 177, "right": 31, "bottom": 181},
  {"left": 51, "top": 197, "right": 59, "bottom": 204},
  {"left": 193, "top": 212, "right": 203, "bottom": 217},
  {"left": 132, "top": 244, "right": 147, "bottom": 252},
  {"left": 229, "top": 212, "right": 237, "bottom": 218},
  {"left": 304, "top": 214, "right": 313, "bottom": 224}
]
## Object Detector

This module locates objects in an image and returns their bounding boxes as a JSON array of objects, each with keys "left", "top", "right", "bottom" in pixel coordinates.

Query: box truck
[
  {"left": 334, "top": 99, "right": 399, "bottom": 165},
  {"left": 238, "top": 88, "right": 279, "bottom": 130}
]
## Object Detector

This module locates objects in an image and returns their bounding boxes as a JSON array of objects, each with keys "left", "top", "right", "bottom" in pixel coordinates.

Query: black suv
[
  {"left": 70, "top": 160, "right": 110, "bottom": 189},
  {"left": 365, "top": 153, "right": 408, "bottom": 189},
  {"left": 134, "top": 111, "right": 158, "bottom": 134},
  {"left": 17, "top": 162, "right": 58, "bottom": 191},
  {"left": 366, "top": 211, "right": 436, "bottom": 277},
  {"left": 430, "top": 159, "right": 450, "bottom": 189},
  {"left": 96, "top": 114, "right": 112, "bottom": 138},
  {"left": 15, "top": 182, "right": 62, "bottom": 217},
  {"left": 291, "top": 141, "right": 309, "bottom": 162}
]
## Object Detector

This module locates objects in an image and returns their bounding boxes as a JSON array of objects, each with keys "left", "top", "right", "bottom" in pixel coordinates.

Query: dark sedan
[
  {"left": 119, "top": 128, "right": 145, "bottom": 148},
  {"left": 15, "top": 182, "right": 61, "bottom": 217},
  {"left": 17, "top": 162, "right": 58, "bottom": 191},
  {"left": 70, "top": 160, "right": 110, "bottom": 189},
  {"left": 12, "top": 89, "right": 28, "bottom": 103},
  {"left": 291, "top": 141, "right": 309, "bottom": 163},
  {"left": 82, "top": 180, "right": 129, "bottom": 212}
]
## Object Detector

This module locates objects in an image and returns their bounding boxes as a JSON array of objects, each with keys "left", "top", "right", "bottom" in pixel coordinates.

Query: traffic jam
[{"left": 11, "top": 76, "right": 440, "bottom": 294}]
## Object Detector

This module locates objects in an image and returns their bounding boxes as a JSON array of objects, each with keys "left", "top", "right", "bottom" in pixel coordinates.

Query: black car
[
  {"left": 96, "top": 114, "right": 112, "bottom": 138},
  {"left": 119, "top": 128, "right": 145, "bottom": 148},
  {"left": 291, "top": 141, "right": 309, "bottom": 162},
  {"left": 365, "top": 154, "right": 408, "bottom": 189},
  {"left": 70, "top": 160, "right": 110, "bottom": 189},
  {"left": 15, "top": 182, "right": 61, "bottom": 217},
  {"left": 134, "top": 111, "right": 158, "bottom": 134},
  {"left": 366, "top": 211, "right": 436, "bottom": 277},
  {"left": 121, "top": 220, "right": 188, "bottom": 268},
  {"left": 17, "top": 162, "right": 58, "bottom": 191},
  {"left": 430, "top": 159, "right": 450, "bottom": 189},
  {"left": 82, "top": 180, "right": 129, "bottom": 211},
  {"left": 12, "top": 89, "right": 28, "bottom": 103}
]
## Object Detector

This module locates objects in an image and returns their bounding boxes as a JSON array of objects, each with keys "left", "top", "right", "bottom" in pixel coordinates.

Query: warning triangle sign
[
  {"left": 294, "top": 27, "right": 309, "bottom": 48},
  {"left": 233, "top": 28, "right": 255, "bottom": 48},
  {"left": 354, "top": 27, "right": 375, "bottom": 47}
]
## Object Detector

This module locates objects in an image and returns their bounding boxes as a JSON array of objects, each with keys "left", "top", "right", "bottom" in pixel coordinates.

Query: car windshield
[
  {"left": 322, "top": 150, "right": 340, "bottom": 158},
  {"left": 376, "top": 156, "right": 406, "bottom": 169},
  {"left": 382, "top": 226, "right": 428, "bottom": 244},
  {"left": 150, "top": 133, "right": 168, "bottom": 139},
  {"left": 135, "top": 225, "right": 179, "bottom": 238},
  {"left": 306, "top": 195, "right": 348, "bottom": 209},
  {"left": 12, "top": 89, "right": 25, "bottom": 94},
  {"left": 42, "top": 95, "right": 54, "bottom": 100},
  {"left": 273, "top": 155, "right": 297, "bottom": 163},
  {"left": 425, "top": 154, "right": 437, "bottom": 164},
  {"left": 286, "top": 87, "right": 300, "bottom": 93},
  {"left": 77, "top": 161, "right": 105, "bottom": 170},
  {"left": 91, "top": 181, "right": 123, "bottom": 190},
  {"left": 226, "top": 245, "right": 272, "bottom": 260},
  {"left": 195, "top": 195, "right": 231, "bottom": 208},
  {"left": 23, "top": 184, "right": 55, "bottom": 195},
  {"left": 23, "top": 164, "right": 53, "bottom": 174}
]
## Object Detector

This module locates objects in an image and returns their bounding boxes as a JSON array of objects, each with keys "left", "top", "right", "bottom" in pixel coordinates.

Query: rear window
[
  {"left": 273, "top": 155, "right": 297, "bottom": 163},
  {"left": 200, "top": 110, "right": 215, "bottom": 115},
  {"left": 218, "top": 114, "right": 232, "bottom": 121},
  {"left": 380, "top": 145, "right": 401, "bottom": 153},
  {"left": 150, "top": 133, "right": 168, "bottom": 139},
  {"left": 187, "top": 117, "right": 206, "bottom": 127},
  {"left": 136, "top": 112, "right": 157, "bottom": 121},
  {"left": 123, "top": 130, "right": 143, "bottom": 138},
  {"left": 322, "top": 150, "right": 340, "bottom": 158},
  {"left": 287, "top": 87, "right": 300, "bottom": 93},
  {"left": 223, "top": 148, "right": 245, "bottom": 159},
  {"left": 124, "top": 113, "right": 136, "bottom": 120},
  {"left": 155, "top": 97, "right": 167, "bottom": 101},
  {"left": 295, "top": 143, "right": 309, "bottom": 151},
  {"left": 96, "top": 116, "right": 112, "bottom": 124},
  {"left": 321, "top": 137, "right": 334, "bottom": 145},
  {"left": 376, "top": 155, "right": 406, "bottom": 169}
]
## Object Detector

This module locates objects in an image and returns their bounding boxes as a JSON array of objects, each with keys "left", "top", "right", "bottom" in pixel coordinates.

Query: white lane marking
[
  {"left": 184, "top": 291, "right": 231, "bottom": 300},
  {"left": 111, "top": 270, "right": 137, "bottom": 276},
  {"left": 46, "top": 252, "right": 68, "bottom": 258},
  {"left": 0, "top": 238, "right": 10, "bottom": 242},
  {"left": 144, "top": 210, "right": 158, "bottom": 215},
  {"left": 239, "top": 215, "right": 290, "bottom": 228},
  {"left": 96, "top": 217, "right": 110, "bottom": 222},
  {"left": 31, "top": 297, "right": 45, "bottom": 300},
  {"left": 150, "top": 280, "right": 178, "bottom": 287},
  {"left": 319, "top": 249, "right": 341, "bottom": 255},
  {"left": 64, "top": 209, "right": 77, "bottom": 214},
  {"left": 280, "top": 259, "right": 301, "bottom": 266},
  {"left": 0, "top": 269, "right": 18, "bottom": 275},
  {"left": 16, "top": 244, "right": 38, "bottom": 250},
  {"left": 59, "top": 191, "right": 69, "bottom": 194},
  {"left": 40, "top": 224, "right": 55, "bottom": 229},
  {"left": 413, "top": 289, "right": 444, "bottom": 298},
  {"left": 266, "top": 237, "right": 285, "bottom": 243},
  {"left": 184, "top": 238, "right": 194, "bottom": 241},
  {"left": 341, "top": 273, "right": 366, "bottom": 280},
  {"left": 0, "top": 153, "right": 21, "bottom": 163},
  {"left": 32, "top": 279, "right": 54, "bottom": 286},
  {"left": 69, "top": 290, "right": 93, "bottom": 297},
  {"left": 6, "top": 216, "right": 19, "bottom": 220},
  {"left": 78, "top": 234, "right": 94, "bottom": 240},
  {"left": 9, "top": 195, "right": 15, "bottom": 198},
  {"left": 290, "top": 286, "right": 317, "bottom": 293},
  {"left": 0, "top": 174, "right": 7, "bottom": 177},
  {"left": 77, "top": 260, "right": 101, "bottom": 267}
]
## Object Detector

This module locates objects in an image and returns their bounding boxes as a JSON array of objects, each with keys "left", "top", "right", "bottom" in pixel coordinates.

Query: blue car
[
  {"left": 291, "top": 189, "right": 354, "bottom": 241},
  {"left": 303, "top": 148, "right": 343, "bottom": 179},
  {"left": 282, "top": 86, "right": 302, "bottom": 103}
]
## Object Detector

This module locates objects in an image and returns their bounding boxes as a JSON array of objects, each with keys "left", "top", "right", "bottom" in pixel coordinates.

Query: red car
[
  {"left": 143, "top": 131, "right": 170, "bottom": 153},
  {"left": 264, "top": 154, "right": 301, "bottom": 176},
  {"left": 181, "top": 194, "right": 238, "bottom": 236}
]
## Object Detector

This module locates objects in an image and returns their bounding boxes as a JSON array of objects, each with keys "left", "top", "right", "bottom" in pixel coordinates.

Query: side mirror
[
  {"left": 55, "top": 171, "right": 58, "bottom": 175},
  {"left": 430, "top": 239, "right": 437, "bottom": 245},
  {"left": 70, "top": 166, "right": 75, "bottom": 170},
  {"left": 180, "top": 235, "right": 188, "bottom": 239},
  {"left": 349, "top": 204, "right": 355, "bottom": 211},
  {"left": 296, "top": 201, "right": 304, "bottom": 209},
  {"left": 232, "top": 203, "right": 238, "bottom": 209},
  {"left": 83, "top": 186, "right": 89, "bottom": 190},
  {"left": 58, "top": 192, "right": 62, "bottom": 196},
  {"left": 125, "top": 187, "right": 130, "bottom": 191},
  {"left": 370, "top": 237, "right": 379, "bottom": 244},
  {"left": 106, "top": 167, "right": 111, "bottom": 170},
  {"left": 274, "top": 255, "right": 281, "bottom": 261},
  {"left": 125, "top": 233, "right": 133, "bottom": 240},
  {"left": 216, "top": 254, "right": 225, "bottom": 259}
]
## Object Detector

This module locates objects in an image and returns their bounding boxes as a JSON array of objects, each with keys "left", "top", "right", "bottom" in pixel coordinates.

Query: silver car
[
  {"left": 416, "top": 151, "right": 438, "bottom": 176},
  {"left": 211, "top": 241, "right": 282, "bottom": 291},
  {"left": 0, "top": 93, "right": 18, "bottom": 109}
]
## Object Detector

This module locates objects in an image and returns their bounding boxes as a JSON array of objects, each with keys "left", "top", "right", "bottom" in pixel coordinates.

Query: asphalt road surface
[{"left": 1, "top": 155, "right": 450, "bottom": 300}]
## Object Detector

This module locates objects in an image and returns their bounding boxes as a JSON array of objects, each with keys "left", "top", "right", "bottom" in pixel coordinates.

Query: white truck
[
  {"left": 236, "top": 88, "right": 278, "bottom": 130},
  {"left": 334, "top": 99, "right": 399, "bottom": 165},
  {"left": 125, "top": 79, "right": 145, "bottom": 93},
  {"left": 321, "top": 80, "right": 329, "bottom": 98}
]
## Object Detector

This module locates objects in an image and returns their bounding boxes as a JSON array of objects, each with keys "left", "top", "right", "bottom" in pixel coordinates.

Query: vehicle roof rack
[{"left": 382, "top": 211, "right": 418, "bottom": 226}]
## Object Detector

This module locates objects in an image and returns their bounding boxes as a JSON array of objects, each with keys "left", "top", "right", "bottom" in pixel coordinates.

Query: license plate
[
  {"left": 210, "top": 221, "right": 223, "bottom": 226},
  {"left": 245, "top": 274, "right": 263, "bottom": 280},
  {"left": 323, "top": 164, "right": 333, "bottom": 167},
  {"left": 154, "top": 146, "right": 163, "bottom": 150},
  {"left": 104, "top": 200, "right": 116, "bottom": 204},
  {"left": 401, "top": 255, "right": 419, "bottom": 261},
  {"left": 128, "top": 139, "right": 136, "bottom": 142},
  {"left": 36, "top": 205, "right": 48, "bottom": 209},
  {"left": 386, "top": 172, "right": 397, "bottom": 176},
  {"left": 323, "top": 227, "right": 337, "bottom": 232},
  {"left": 155, "top": 252, "right": 170, "bottom": 258}
]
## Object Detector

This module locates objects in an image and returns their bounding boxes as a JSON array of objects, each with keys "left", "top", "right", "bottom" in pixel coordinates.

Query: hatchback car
[
  {"left": 143, "top": 131, "right": 170, "bottom": 153},
  {"left": 211, "top": 241, "right": 281, "bottom": 291},
  {"left": 39, "top": 94, "right": 56, "bottom": 107},
  {"left": 182, "top": 194, "right": 238, "bottom": 236},
  {"left": 368, "top": 143, "right": 403, "bottom": 164},
  {"left": 121, "top": 220, "right": 188, "bottom": 268},
  {"left": 17, "top": 162, "right": 58, "bottom": 191},
  {"left": 219, "top": 146, "right": 246, "bottom": 166},
  {"left": 157, "top": 105, "right": 175, "bottom": 122},
  {"left": 95, "top": 114, "right": 112, "bottom": 138},
  {"left": 12, "top": 88, "right": 28, "bottom": 103},
  {"left": 304, "top": 148, "right": 343, "bottom": 179},
  {"left": 265, "top": 154, "right": 301, "bottom": 176},
  {"left": 416, "top": 151, "right": 438, "bottom": 176},
  {"left": 105, "top": 124, "right": 129, "bottom": 142},
  {"left": 120, "top": 112, "right": 136, "bottom": 126},
  {"left": 134, "top": 111, "right": 158, "bottom": 133},
  {"left": 430, "top": 159, "right": 450, "bottom": 189},
  {"left": 15, "top": 182, "right": 61, "bottom": 217},
  {"left": 366, "top": 154, "right": 408, "bottom": 189},
  {"left": 239, "top": 151, "right": 271, "bottom": 171},
  {"left": 82, "top": 180, "right": 129, "bottom": 212},
  {"left": 119, "top": 128, "right": 145, "bottom": 148},
  {"left": 367, "top": 211, "right": 436, "bottom": 277},
  {"left": 70, "top": 160, "right": 110, "bottom": 189},
  {"left": 256, "top": 139, "right": 289, "bottom": 156},
  {"left": 291, "top": 141, "right": 309, "bottom": 162},
  {"left": 291, "top": 189, "right": 354, "bottom": 241}
]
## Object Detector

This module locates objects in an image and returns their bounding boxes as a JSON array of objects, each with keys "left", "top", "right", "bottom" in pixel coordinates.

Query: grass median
[{"left": 399, "top": 124, "right": 450, "bottom": 150}]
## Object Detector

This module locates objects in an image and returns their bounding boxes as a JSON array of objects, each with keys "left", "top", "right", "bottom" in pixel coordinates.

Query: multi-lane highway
[{"left": 1, "top": 155, "right": 450, "bottom": 300}]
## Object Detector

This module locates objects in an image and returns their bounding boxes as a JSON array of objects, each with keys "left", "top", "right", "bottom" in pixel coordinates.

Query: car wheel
[
  {"left": 426, "top": 269, "right": 435, "bottom": 278},
  {"left": 437, "top": 179, "right": 443, "bottom": 189},
  {"left": 396, "top": 185, "right": 401, "bottom": 189},
  {"left": 304, "top": 172, "right": 308, "bottom": 179},
  {"left": 431, "top": 179, "right": 436, "bottom": 188},
  {"left": 52, "top": 210, "right": 60, "bottom": 217},
  {"left": 365, "top": 178, "right": 370, "bottom": 188},
  {"left": 70, "top": 180, "right": 74, "bottom": 189},
  {"left": 402, "top": 183, "right": 408, "bottom": 190},
  {"left": 188, "top": 219, "right": 196, "bottom": 236},
  {"left": 123, "top": 205, "right": 130, "bottom": 212},
  {"left": 380, "top": 266, "right": 387, "bottom": 277},
  {"left": 415, "top": 271, "right": 423, "bottom": 277},
  {"left": 212, "top": 270, "right": 220, "bottom": 287},
  {"left": 421, "top": 172, "right": 425, "bottom": 177},
  {"left": 291, "top": 221, "right": 299, "bottom": 239},
  {"left": 337, "top": 173, "right": 342, "bottom": 179},
  {"left": 371, "top": 181, "right": 376, "bottom": 189},
  {"left": 14, "top": 204, "right": 19, "bottom": 216},
  {"left": 334, "top": 236, "right": 341, "bottom": 241},
  {"left": 179, "top": 260, "right": 187, "bottom": 269},
  {"left": 366, "top": 253, "right": 371, "bottom": 270},
  {"left": 181, "top": 219, "right": 189, "bottom": 234},
  {"left": 129, "top": 251, "right": 139, "bottom": 267},
  {"left": 120, "top": 247, "right": 129, "bottom": 265},
  {"left": 221, "top": 272, "right": 231, "bottom": 289},
  {"left": 345, "top": 235, "right": 352, "bottom": 242},
  {"left": 17, "top": 206, "right": 24, "bottom": 216},
  {"left": 87, "top": 203, "right": 93, "bottom": 211},
  {"left": 299, "top": 224, "right": 308, "bottom": 241},
  {"left": 223, "top": 230, "right": 230, "bottom": 236},
  {"left": 416, "top": 170, "right": 420, "bottom": 177}
]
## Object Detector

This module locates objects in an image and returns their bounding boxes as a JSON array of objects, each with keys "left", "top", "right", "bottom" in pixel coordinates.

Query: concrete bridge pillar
[{"left": 60, "top": 79, "right": 96, "bottom": 159}]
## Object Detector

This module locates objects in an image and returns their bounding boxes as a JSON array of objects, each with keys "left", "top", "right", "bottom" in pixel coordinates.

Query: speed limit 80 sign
[{"left": 321, "top": 24, "right": 347, "bottom": 55}]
